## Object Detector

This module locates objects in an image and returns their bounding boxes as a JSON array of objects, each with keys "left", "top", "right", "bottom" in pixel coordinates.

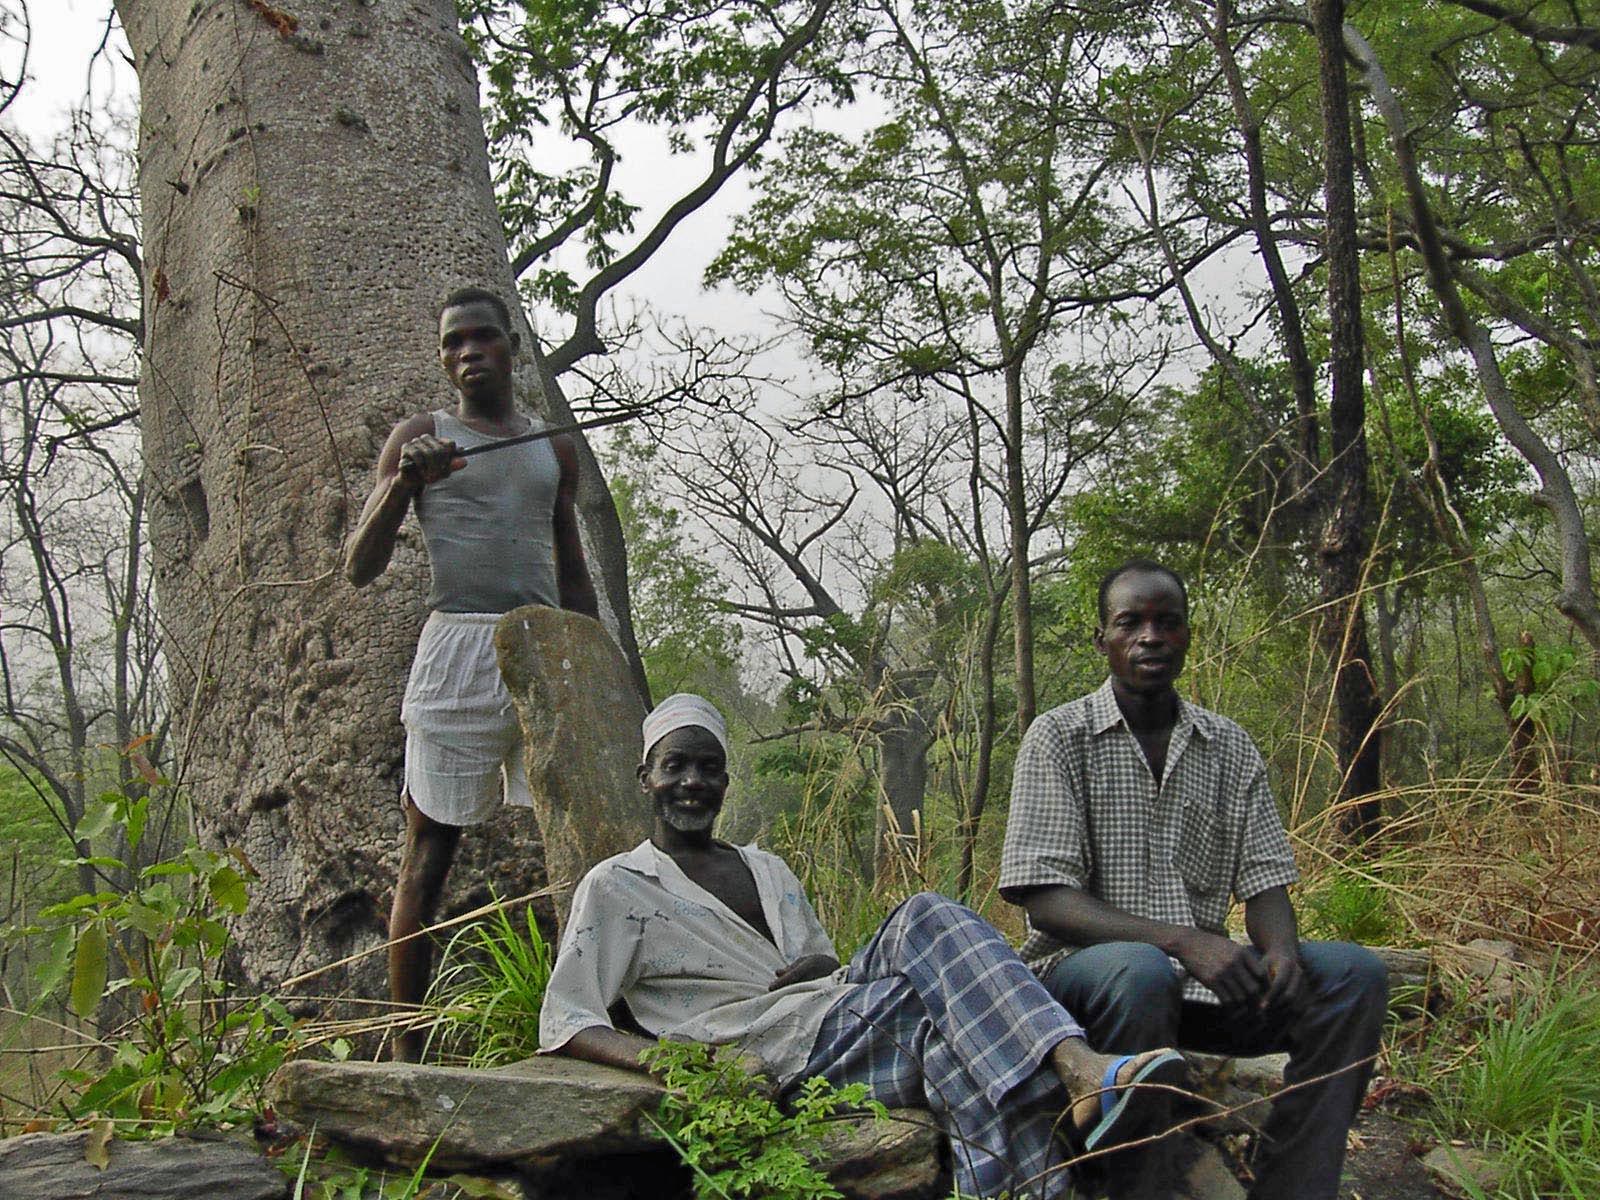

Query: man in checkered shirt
[{"left": 1000, "top": 560, "right": 1387, "bottom": 1200}]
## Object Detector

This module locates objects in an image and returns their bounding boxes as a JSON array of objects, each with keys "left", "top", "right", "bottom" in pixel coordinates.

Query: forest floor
[{"left": 1341, "top": 1109, "right": 1443, "bottom": 1200}]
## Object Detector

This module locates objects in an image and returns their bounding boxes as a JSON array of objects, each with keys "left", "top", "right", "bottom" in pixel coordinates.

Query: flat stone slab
[
  {"left": 0, "top": 1129, "right": 288, "bottom": 1200},
  {"left": 270, "top": 1056, "right": 942, "bottom": 1198},
  {"left": 1186, "top": 1051, "right": 1289, "bottom": 1095},
  {"left": 1422, "top": 1144, "right": 1505, "bottom": 1198},
  {"left": 271, "top": 1056, "right": 664, "bottom": 1169}
]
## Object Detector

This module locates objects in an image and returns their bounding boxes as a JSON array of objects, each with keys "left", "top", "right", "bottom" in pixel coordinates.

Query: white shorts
[{"left": 401, "top": 611, "right": 533, "bottom": 826}]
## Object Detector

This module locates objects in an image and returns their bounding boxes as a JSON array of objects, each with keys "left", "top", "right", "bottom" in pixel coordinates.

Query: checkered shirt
[{"left": 1000, "top": 679, "right": 1300, "bottom": 1003}]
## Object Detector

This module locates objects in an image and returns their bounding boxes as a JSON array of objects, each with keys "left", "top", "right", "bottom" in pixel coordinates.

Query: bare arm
[
  {"left": 550, "top": 433, "right": 599, "bottom": 617},
  {"left": 1009, "top": 883, "right": 1269, "bottom": 1006},
  {"left": 557, "top": 1024, "right": 661, "bottom": 1075},
  {"left": 770, "top": 953, "right": 840, "bottom": 991},
  {"left": 1244, "top": 885, "right": 1307, "bottom": 1011},
  {"left": 344, "top": 414, "right": 462, "bottom": 587}
]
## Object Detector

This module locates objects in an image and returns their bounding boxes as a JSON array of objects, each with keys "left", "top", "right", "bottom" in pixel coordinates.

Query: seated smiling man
[{"left": 539, "top": 694, "right": 1189, "bottom": 1200}]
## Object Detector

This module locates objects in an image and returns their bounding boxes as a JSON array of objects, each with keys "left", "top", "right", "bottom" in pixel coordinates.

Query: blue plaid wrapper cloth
[{"left": 793, "top": 893, "right": 1084, "bottom": 1199}]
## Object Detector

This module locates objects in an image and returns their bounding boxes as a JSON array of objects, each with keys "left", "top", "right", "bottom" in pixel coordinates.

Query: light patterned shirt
[
  {"left": 1000, "top": 679, "right": 1300, "bottom": 1003},
  {"left": 538, "top": 839, "right": 852, "bottom": 1082}
]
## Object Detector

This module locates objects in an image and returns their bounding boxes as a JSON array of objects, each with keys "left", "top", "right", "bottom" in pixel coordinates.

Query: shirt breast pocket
[{"left": 1176, "top": 797, "right": 1224, "bottom": 897}]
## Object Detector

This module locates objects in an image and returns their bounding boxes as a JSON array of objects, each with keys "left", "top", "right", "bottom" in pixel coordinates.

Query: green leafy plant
[
  {"left": 25, "top": 786, "right": 291, "bottom": 1128},
  {"left": 643, "top": 1040, "right": 885, "bottom": 1200},
  {"left": 1500, "top": 642, "right": 1600, "bottom": 729},
  {"left": 283, "top": 1131, "right": 467, "bottom": 1200},
  {"left": 423, "top": 893, "right": 553, "bottom": 1066},
  {"left": 1300, "top": 864, "right": 1398, "bottom": 945}
]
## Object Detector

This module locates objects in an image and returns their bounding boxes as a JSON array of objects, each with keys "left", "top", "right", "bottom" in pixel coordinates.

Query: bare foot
[{"left": 1050, "top": 1040, "right": 1188, "bottom": 1149}]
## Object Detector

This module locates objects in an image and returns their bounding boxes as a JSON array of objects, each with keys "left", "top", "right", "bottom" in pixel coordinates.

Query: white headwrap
[{"left": 641, "top": 693, "right": 728, "bottom": 759}]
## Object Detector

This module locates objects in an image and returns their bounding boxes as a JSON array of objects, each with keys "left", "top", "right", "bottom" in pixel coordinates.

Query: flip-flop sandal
[{"left": 1082, "top": 1049, "right": 1188, "bottom": 1152}]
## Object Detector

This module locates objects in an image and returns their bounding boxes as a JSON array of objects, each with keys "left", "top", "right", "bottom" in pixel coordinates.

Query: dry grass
[{"left": 1291, "top": 776, "right": 1600, "bottom": 964}]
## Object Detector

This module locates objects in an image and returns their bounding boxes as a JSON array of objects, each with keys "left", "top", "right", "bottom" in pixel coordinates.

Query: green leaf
[
  {"left": 75, "top": 799, "right": 117, "bottom": 842},
  {"left": 141, "top": 861, "right": 198, "bottom": 879},
  {"left": 160, "top": 965, "right": 202, "bottom": 1001},
  {"left": 40, "top": 892, "right": 118, "bottom": 919},
  {"left": 123, "top": 903, "right": 168, "bottom": 939},
  {"left": 123, "top": 796, "right": 148, "bottom": 854},
  {"left": 208, "top": 866, "right": 249, "bottom": 915},
  {"left": 68, "top": 856, "right": 129, "bottom": 871},
  {"left": 70, "top": 921, "right": 109, "bottom": 1019},
  {"left": 34, "top": 925, "right": 74, "bottom": 997}
]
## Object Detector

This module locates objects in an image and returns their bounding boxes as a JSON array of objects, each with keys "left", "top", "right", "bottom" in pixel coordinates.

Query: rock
[
  {"left": 1183, "top": 1051, "right": 1285, "bottom": 1095},
  {"left": 271, "top": 1056, "right": 665, "bottom": 1170},
  {"left": 1222, "top": 1053, "right": 1288, "bottom": 1096},
  {"left": 1181, "top": 1054, "right": 1277, "bottom": 1137},
  {"left": 0, "top": 1129, "right": 288, "bottom": 1199},
  {"left": 1422, "top": 1143, "right": 1505, "bottom": 1198},
  {"left": 817, "top": 1110, "right": 944, "bottom": 1199},
  {"left": 1174, "top": 1136, "right": 1247, "bottom": 1200},
  {"left": 1461, "top": 938, "right": 1522, "bottom": 963},
  {"left": 270, "top": 1055, "right": 943, "bottom": 1199},
  {"left": 495, "top": 607, "right": 652, "bottom": 929},
  {"left": 1441, "top": 940, "right": 1535, "bottom": 1005}
]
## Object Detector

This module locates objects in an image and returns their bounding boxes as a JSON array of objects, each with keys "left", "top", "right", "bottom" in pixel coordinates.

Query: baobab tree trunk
[{"left": 114, "top": 0, "right": 640, "bottom": 1000}]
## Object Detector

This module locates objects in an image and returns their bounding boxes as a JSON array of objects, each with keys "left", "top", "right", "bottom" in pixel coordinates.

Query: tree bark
[
  {"left": 114, "top": 0, "right": 641, "bottom": 999},
  {"left": 1310, "top": 0, "right": 1384, "bottom": 839},
  {"left": 1004, "top": 360, "right": 1036, "bottom": 732}
]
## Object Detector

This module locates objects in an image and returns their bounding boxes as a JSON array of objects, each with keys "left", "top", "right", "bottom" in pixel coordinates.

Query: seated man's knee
[
  {"left": 1046, "top": 943, "right": 1181, "bottom": 1049},
  {"left": 900, "top": 891, "right": 974, "bottom": 922},
  {"left": 1049, "top": 942, "right": 1181, "bottom": 1007},
  {"left": 1107, "top": 942, "right": 1183, "bottom": 1002},
  {"left": 1308, "top": 942, "right": 1388, "bottom": 1000},
  {"left": 1301, "top": 943, "right": 1389, "bottom": 1041}
]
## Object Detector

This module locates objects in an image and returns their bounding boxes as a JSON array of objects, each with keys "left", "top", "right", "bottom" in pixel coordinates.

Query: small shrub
[
  {"left": 1300, "top": 864, "right": 1398, "bottom": 945},
  {"left": 22, "top": 786, "right": 290, "bottom": 1129},
  {"left": 644, "top": 1040, "right": 884, "bottom": 1200}
]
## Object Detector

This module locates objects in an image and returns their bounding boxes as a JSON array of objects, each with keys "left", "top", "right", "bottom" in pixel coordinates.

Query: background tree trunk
[
  {"left": 1310, "top": 0, "right": 1384, "bottom": 839},
  {"left": 114, "top": 0, "right": 640, "bottom": 1002}
]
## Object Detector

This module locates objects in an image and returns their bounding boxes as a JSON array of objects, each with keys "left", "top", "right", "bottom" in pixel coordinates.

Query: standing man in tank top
[{"left": 345, "top": 286, "right": 598, "bottom": 1061}]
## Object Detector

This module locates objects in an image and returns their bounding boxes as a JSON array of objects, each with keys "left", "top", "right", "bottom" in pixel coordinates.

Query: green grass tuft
[
  {"left": 422, "top": 894, "right": 553, "bottom": 1067},
  {"left": 1426, "top": 968, "right": 1600, "bottom": 1198}
]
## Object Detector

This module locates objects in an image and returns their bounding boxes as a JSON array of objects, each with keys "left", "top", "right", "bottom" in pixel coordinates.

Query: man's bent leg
[
  {"left": 388, "top": 798, "right": 463, "bottom": 1062},
  {"left": 850, "top": 892, "right": 1087, "bottom": 1105},
  {"left": 798, "top": 975, "right": 1075, "bottom": 1200},
  {"left": 1042, "top": 942, "right": 1184, "bottom": 1054},
  {"left": 1041, "top": 943, "right": 1188, "bottom": 1196},
  {"left": 1181, "top": 941, "right": 1387, "bottom": 1200}
]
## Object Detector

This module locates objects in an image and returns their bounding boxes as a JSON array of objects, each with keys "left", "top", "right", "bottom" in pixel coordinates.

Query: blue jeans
[{"left": 1043, "top": 940, "right": 1386, "bottom": 1200}]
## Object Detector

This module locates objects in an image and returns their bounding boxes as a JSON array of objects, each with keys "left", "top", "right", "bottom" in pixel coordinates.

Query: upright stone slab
[{"left": 496, "top": 607, "right": 651, "bottom": 926}]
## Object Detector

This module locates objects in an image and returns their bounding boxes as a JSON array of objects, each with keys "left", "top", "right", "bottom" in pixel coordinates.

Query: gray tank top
[{"left": 415, "top": 409, "right": 561, "bottom": 613}]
